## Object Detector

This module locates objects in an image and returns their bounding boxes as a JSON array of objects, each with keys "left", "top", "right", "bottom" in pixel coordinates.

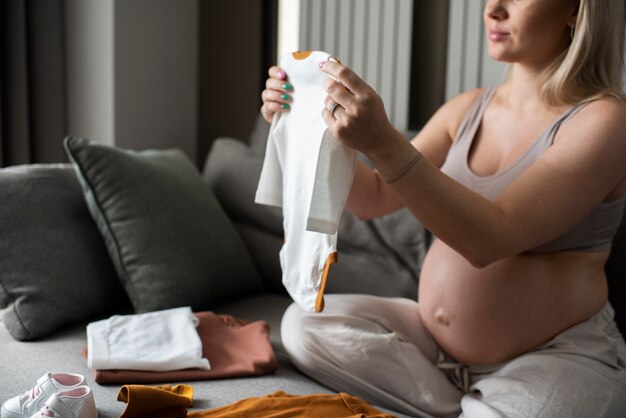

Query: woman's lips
[{"left": 488, "top": 30, "right": 510, "bottom": 41}]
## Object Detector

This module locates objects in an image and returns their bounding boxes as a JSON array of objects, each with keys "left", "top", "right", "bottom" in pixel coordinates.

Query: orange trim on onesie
[
  {"left": 292, "top": 50, "right": 313, "bottom": 60},
  {"left": 315, "top": 252, "right": 337, "bottom": 313}
]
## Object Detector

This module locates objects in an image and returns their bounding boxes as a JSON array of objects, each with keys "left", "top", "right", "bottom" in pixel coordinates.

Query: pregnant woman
[{"left": 261, "top": 0, "right": 626, "bottom": 416}]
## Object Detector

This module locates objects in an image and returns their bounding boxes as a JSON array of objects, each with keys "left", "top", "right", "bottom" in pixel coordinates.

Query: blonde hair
[{"left": 541, "top": 0, "right": 626, "bottom": 105}]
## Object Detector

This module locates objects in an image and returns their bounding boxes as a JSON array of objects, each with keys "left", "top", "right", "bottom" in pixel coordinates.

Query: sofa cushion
[
  {"left": 64, "top": 136, "right": 263, "bottom": 313},
  {"left": 605, "top": 204, "right": 626, "bottom": 334},
  {"left": 203, "top": 137, "right": 283, "bottom": 236},
  {"left": 248, "top": 113, "right": 272, "bottom": 157},
  {"left": 0, "top": 164, "right": 130, "bottom": 341},
  {"left": 203, "top": 138, "right": 425, "bottom": 299},
  {"left": 232, "top": 222, "right": 285, "bottom": 293}
]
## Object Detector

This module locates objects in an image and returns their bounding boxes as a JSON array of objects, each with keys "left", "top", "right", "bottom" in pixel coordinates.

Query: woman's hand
[
  {"left": 260, "top": 66, "right": 294, "bottom": 123},
  {"left": 319, "top": 61, "right": 398, "bottom": 156}
]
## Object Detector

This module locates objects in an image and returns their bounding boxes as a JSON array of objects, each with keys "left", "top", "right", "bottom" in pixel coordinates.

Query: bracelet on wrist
[{"left": 384, "top": 151, "right": 423, "bottom": 184}]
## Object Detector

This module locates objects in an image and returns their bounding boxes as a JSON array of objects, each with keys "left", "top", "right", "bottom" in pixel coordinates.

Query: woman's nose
[{"left": 485, "top": 0, "right": 508, "bottom": 21}]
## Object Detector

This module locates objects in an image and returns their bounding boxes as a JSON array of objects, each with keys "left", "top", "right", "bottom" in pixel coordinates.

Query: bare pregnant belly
[{"left": 418, "top": 239, "right": 609, "bottom": 364}]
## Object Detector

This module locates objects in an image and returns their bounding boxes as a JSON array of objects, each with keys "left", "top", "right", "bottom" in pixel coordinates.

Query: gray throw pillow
[
  {"left": 64, "top": 136, "right": 263, "bottom": 313},
  {"left": 0, "top": 164, "right": 130, "bottom": 341}
]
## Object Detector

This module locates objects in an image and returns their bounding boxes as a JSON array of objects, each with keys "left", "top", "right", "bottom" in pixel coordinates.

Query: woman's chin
[{"left": 487, "top": 48, "right": 514, "bottom": 63}]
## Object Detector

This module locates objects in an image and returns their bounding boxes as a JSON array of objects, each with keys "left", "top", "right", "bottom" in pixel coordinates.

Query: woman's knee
[
  {"left": 280, "top": 303, "right": 323, "bottom": 370},
  {"left": 280, "top": 295, "right": 376, "bottom": 352},
  {"left": 281, "top": 304, "right": 317, "bottom": 348}
]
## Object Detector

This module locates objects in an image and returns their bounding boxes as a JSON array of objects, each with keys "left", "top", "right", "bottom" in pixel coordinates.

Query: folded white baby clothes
[
  {"left": 255, "top": 50, "right": 357, "bottom": 313},
  {"left": 86, "top": 306, "right": 210, "bottom": 371}
]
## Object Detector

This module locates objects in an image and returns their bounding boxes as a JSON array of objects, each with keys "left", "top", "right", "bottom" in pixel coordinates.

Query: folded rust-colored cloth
[
  {"left": 118, "top": 385, "right": 396, "bottom": 418},
  {"left": 187, "top": 391, "right": 397, "bottom": 418},
  {"left": 86, "top": 312, "right": 278, "bottom": 384},
  {"left": 118, "top": 384, "right": 193, "bottom": 418}
]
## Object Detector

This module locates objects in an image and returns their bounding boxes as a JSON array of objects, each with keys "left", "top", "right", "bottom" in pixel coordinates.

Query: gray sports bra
[{"left": 441, "top": 87, "right": 626, "bottom": 253}]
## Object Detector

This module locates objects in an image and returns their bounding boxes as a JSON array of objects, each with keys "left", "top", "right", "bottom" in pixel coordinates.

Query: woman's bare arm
[
  {"left": 321, "top": 61, "right": 626, "bottom": 268},
  {"left": 345, "top": 89, "right": 483, "bottom": 220}
]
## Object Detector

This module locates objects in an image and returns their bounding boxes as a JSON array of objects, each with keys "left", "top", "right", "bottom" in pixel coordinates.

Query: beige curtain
[{"left": 1, "top": 0, "right": 67, "bottom": 167}]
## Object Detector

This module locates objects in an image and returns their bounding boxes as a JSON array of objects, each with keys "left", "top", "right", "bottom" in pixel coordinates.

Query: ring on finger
[{"left": 327, "top": 101, "right": 341, "bottom": 116}]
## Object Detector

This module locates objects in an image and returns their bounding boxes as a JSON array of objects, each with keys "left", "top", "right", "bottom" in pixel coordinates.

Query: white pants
[{"left": 281, "top": 294, "right": 626, "bottom": 418}]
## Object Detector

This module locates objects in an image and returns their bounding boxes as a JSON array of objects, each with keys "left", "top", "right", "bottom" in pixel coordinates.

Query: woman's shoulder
[
  {"left": 580, "top": 95, "right": 626, "bottom": 116},
  {"left": 554, "top": 95, "right": 626, "bottom": 200},
  {"left": 567, "top": 95, "right": 626, "bottom": 134},
  {"left": 554, "top": 95, "right": 626, "bottom": 169}
]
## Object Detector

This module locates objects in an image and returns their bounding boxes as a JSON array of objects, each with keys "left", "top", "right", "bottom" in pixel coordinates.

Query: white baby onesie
[
  {"left": 86, "top": 306, "right": 211, "bottom": 371},
  {"left": 255, "top": 50, "right": 357, "bottom": 313}
]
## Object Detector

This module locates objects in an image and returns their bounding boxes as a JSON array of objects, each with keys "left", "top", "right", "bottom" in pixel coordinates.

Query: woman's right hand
[{"left": 260, "top": 66, "right": 293, "bottom": 123}]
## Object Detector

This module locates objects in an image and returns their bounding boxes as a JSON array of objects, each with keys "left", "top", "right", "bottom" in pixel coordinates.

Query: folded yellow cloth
[
  {"left": 117, "top": 384, "right": 394, "bottom": 418},
  {"left": 118, "top": 384, "right": 193, "bottom": 418}
]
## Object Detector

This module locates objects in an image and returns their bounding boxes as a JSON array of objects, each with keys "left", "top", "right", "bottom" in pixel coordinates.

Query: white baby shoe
[
  {"left": 29, "top": 386, "right": 96, "bottom": 418},
  {"left": 1, "top": 373, "right": 85, "bottom": 418}
]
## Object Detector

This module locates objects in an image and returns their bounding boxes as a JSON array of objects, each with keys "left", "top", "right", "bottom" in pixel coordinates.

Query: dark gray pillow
[
  {"left": 0, "top": 164, "right": 130, "bottom": 341},
  {"left": 64, "top": 136, "right": 263, "bottom": 313}
]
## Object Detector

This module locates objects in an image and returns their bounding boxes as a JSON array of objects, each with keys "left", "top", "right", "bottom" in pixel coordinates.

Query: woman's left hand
[{"left": 319, "top": 60, "right": 396, "bottom": 156}]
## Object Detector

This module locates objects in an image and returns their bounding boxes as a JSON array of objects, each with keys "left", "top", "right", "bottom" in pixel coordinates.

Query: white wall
[
  {"left": 114, "top": 0, "right": 198, "bottom": 158},
  {"left": 278, "top": 0, "right": 300, "bottom": 61},
  {"left": 64, "top": 0, "right": 198, "bottom": 161},
  {"left": 65, "top": 0, "right": 115, "bottom": 146}
]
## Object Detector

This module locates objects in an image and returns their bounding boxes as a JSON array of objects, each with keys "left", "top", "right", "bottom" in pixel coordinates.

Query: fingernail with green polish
[
  {"left": 280, "top": 94, "right": 289, "bottom": 101},
  {"left": 280, "top": 104, "right": 290, "bottom": 110},
  {"left": 282, "top": 82, "right": 292, "bottom": 91}
]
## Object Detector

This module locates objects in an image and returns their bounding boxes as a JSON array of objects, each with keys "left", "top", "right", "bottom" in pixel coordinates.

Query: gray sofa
[
  {"left": 0, "top": 118, "right": 425, "bottom": 418},
  {"left": 1, "top": 118, "right": 624, "bottom": 418}
]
